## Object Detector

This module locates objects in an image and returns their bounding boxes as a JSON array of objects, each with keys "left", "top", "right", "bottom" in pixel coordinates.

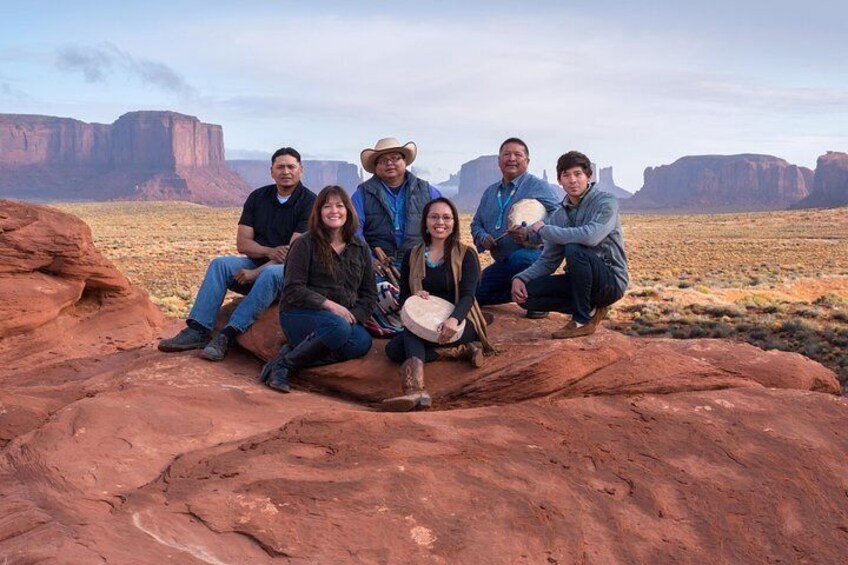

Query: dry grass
[{"left": 57, "top": 202, "right": 848, "bottom": 390}]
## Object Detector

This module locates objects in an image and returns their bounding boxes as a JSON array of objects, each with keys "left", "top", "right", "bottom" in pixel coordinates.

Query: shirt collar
[
  {"left": 380, "top": 172, "right": 409, "bottom": 194},
  {"left": 501, "top": 172, "right": 527, "bottom": 192}
]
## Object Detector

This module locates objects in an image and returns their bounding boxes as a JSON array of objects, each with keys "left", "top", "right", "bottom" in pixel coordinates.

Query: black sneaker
[
  {"left": 525, "top": 310, "right": 550, "bottom": 319},
  {"left": 158, "top": 326, "right": 210, "bottom": 352},
  {"left": 200, "top": 333, "right": 230, "bottom": 362}
]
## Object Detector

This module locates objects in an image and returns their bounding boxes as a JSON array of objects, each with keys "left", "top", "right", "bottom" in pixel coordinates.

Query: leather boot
[
  {"left": 380, "top": 358, "right": 431, "bottom": 412},
  {"left": 437, "top": 342, "right": 485, "bottom": 368},
  {"left": 263, "top": 334, "right": 331, "bottom": 393}
]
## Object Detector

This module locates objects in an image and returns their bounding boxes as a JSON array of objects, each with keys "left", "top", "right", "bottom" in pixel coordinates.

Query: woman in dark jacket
[
  {"left": 261, "top": 185, "right": 376, "bottom": 392},
  {"left": 382, "top": 197, "right": 494, "bottom": 411}
]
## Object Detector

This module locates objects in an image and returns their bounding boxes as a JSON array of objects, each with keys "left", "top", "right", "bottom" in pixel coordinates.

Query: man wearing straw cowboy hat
[
  {"left": 351, "top": 137, "right": 442, "bottom": 336},
  {"left": 351, "top": 137, "right": 442, "bottom": 271},
  {"left": 471, "top": 137, "right": 559, "bottom": 316}
]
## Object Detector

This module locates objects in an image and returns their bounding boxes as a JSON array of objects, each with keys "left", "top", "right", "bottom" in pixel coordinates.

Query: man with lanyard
[
  {"left": 511, "top": 150, "right": 628, "bottom": 338},
  {"left": 471, "top": 137, "right": 559, "bottom": 316},
  {"left": 159, "top": 147, "right": 316, "bottom": 360},
  {"left": 351, "top": 137, "right": 442, "bottom": 272}
]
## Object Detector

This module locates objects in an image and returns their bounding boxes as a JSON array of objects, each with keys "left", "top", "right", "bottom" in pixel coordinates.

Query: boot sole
[
  {"left": 380, "top": 398, "right": 419, "bottom": 412},
  {"left": 199, "top": 349, "right": 226, "bottom": 362},
  {"left": 158, "top": 342, "right": 208, "bottom": 352}
]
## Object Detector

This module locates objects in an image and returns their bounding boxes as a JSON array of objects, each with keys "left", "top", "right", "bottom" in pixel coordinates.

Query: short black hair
[
  {"left": 556, "top": 151, "right": 592, "bottom": 177},
  {"left": 271, "top": 147, "right": 302, "bottom": 164},
  {"left": 499, "top": 137, "right": 530, "bottom": 157}
]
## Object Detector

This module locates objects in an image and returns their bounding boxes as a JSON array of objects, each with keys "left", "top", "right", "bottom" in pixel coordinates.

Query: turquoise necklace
[{"left": 424, "top": 246, "right": 444, "bottom": 268}]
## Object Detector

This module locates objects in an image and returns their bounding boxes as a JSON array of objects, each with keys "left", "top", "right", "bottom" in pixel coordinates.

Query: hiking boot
[
  {"left": 265, "top": 334, "right": 331, "bottom": 393},
  {"left": 438, "top": 342, "right": 485, "bottom": 368},
  {"left": 158, "top": 326, "right": 210, "bottom": 352},
  {"left": 551, "top": 306, "right": 608, "bottom": 339},
  {"left": 381, "top": 358, "right": 431, "bottom": 412},
  {"left": 200, "top": 333, "right": 230, "bottom": 362},
  {"left": 525, "top": 310, "right": 549, "bottom": 319},
  {"left": 260, "top": 345, "right": 291, "bottom": 385}
]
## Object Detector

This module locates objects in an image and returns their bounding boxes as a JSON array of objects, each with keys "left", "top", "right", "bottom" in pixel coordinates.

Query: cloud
[{"left": 55, "top": 43, "right": 195, "bottom": 95}]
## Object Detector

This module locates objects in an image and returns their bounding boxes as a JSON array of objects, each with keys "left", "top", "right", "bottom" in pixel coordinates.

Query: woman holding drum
[
  {"left": 261, "top": 185, "right": 377, "bottom": 392},
  {"left": 382, "top": 197, "right": 494, "bottom": 411}
]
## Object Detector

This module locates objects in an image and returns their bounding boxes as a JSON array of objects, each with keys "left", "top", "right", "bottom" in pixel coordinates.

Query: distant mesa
[
  {"left": 0, "top": 111, "right": 251, "bottom": 206},
  {"left": 624, "top": 154, "right": 813, "bottom": 213},
  {"left": 594, "top": 166, "right": 632, "bottom": 199},
  {"left": 226, "top": 159, "right": 362, "bottom": 194},
  {"left": 793, "top": 151, "right": 848, "bottom": 209},
  {"left": 454, "top": 155, "right": 501, "bottom": 212}
]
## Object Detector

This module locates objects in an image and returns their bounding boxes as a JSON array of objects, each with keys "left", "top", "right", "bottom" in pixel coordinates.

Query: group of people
[{"left": 158, "top": 137, "right": 629, "bottom": 411}]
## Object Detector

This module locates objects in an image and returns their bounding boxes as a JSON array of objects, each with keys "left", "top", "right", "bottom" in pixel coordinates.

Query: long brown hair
[{"left": 308, "top": 185, "right": 359, "bottom": 272}]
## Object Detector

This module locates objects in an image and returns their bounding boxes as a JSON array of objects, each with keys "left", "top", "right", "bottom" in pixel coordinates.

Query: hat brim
[{"left": 361, "top": 142, "right": 417, "bottom": 174}]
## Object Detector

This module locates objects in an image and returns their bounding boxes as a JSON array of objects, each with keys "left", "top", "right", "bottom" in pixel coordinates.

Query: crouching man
[
  {"left": 159, "top": 147, "right": 316, "bottom": 359},
  {"left": 511, "top": 150, "right": 628, "bottom": 338}
]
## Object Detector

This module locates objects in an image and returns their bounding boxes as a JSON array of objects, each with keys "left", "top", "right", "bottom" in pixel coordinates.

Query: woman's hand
[
  {"left": 415, "top": 290, "right": 430, "bottom": 299},
  {"left": 437, "top": 317, "right": 461, "bottom": 344},
  {"left": 323, "top": 299, "right": 356, "bottom": 324}
]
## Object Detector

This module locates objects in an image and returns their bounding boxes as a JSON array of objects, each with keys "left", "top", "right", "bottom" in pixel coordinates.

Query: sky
[{"left": 2, "top": 0, "right": 847, "bottom": 191}]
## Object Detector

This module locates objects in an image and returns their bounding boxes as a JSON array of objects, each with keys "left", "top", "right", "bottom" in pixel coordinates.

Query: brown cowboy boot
[
  {"left": 437, "top": 342, "right": 485, "bottom": 368},
  {"left": 552, "top": 306, "right": 609, "bottom": 339},
  {"left": 380, "top": 358, "right": 431, "bottom": 412}
]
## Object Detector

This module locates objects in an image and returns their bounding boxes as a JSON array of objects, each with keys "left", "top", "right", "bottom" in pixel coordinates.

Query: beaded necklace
[{"left": 424, "top": 246, "right": 444, "bottom": 268}]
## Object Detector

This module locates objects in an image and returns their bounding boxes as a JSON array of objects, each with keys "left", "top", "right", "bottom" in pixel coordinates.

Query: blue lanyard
[
  {"left": 495, "top": 182, "right": 518, "bottom": 230},
  {"left": 381, "top": 181, "right": 406, "bottom": 234}
]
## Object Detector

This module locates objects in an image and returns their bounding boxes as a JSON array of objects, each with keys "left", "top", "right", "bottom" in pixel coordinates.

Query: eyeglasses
[
  {"left": 427, "top": 214, "right": 455, "bottom": 223},
  {"left": 376, "top": 154, "right": 404, "bottom": 166}
]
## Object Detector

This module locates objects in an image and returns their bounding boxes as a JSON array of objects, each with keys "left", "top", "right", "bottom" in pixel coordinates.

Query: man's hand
[
  {"left": 529, "top": 220, "right": 545, "bottom": 234},
  {"left": 508, "top": 225, "right": 530, "bottom": 245},
  {"left": 482, "top": 234, "right": 497, "bottom": 251},
  {"left": 415, "top": 290, "right": 430, "bottom": 299},
  {"left": 511, "top": 278, "right": 528, "bottom": 304},
  {"left": 268, "top": 245, "right": 290, "bottom": 263},
  {"left": 437, "top": 317, "right": 461, "bottom": 344},
  {"left": 324, "top": 300, "right": 356, "bottom": 324},
  {"left": 234, "top": 268, "right": 259, "bottom": 285}
]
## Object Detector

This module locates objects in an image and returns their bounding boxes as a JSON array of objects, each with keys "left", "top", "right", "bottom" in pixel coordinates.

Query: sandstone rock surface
[
  {"left": 625, "top": 154, "right": 812, "bottom": 212},
  {"left": 0, "top": 112, "right": 250, "bottom": 205},
  {"left": 794, "top": 151, "right": 848, "bottom": 209},
  {"left": 595, "top": 166, "right": 632, "bottom": 199},
  {"left": 1, "top": 202, "right": 846, "bottom": 563},
  {"left": 454, "top": 155, "right": 501, "bottom": 212}
]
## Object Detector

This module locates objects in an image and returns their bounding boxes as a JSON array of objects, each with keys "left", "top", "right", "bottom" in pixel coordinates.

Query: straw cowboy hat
[{"left": 360, "top": 137, "right": 417, "bottom": 174}]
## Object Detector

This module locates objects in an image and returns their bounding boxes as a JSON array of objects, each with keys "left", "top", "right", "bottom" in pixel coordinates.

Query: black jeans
[
  {"left": 523, "top": 243, "right": 623, "bottom": 324},
  {"left": 385, "top": 323, "right": 479, "bottom": 364}
]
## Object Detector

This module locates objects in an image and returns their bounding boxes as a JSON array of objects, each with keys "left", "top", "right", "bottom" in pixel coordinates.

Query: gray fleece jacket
[{"left": 514, "top": 184, "right": 628, "bottom": 295}]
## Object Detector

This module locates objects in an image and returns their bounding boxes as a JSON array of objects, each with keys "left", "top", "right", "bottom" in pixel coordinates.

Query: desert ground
[{"left": 57, "top": 202, "right": 848, "bottom": 390}]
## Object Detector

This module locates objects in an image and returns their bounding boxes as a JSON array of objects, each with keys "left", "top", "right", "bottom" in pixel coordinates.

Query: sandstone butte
[{"left": 1, "top": 200, "right": 847, "bottom": 563}]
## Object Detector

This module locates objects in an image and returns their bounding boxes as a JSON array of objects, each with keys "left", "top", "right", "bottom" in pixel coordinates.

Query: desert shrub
[
  {"left": 830, "top": 311, "right": 848, "bottom": 323},
  {"left": 691, "top": 303, "right": 745, "bottom": 318},
  {"left": 814, "top": 293, "right": 848, "bottom": 308}
]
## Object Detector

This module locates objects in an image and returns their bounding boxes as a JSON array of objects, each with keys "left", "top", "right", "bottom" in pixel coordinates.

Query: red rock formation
[
  {"left": 794, "top": 151, "right": 848, "bottom": 208},
  {"left": 0, "top": 199, "right": 163, "bottom": 377},
  {"left": 1, "top": 203, "right": 846, "bottom": 562},
  {"left": 625, "top": 154, "right": 812, "bottom": 212},
  {"left": 595, "top": 165, "right": 632, "bottom": 199},
  {"left": 0, "top": 112, "right": 250, "bottom": 205}
]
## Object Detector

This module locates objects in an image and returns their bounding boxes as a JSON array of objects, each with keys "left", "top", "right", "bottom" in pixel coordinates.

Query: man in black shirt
[{"left": 159, "top": 147, "right": 317, "bottom": 361}]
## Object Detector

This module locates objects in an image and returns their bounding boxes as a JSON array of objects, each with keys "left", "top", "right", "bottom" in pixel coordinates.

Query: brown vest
[{"left": 408, "top": 242, "right": 494, "bottom": 353}]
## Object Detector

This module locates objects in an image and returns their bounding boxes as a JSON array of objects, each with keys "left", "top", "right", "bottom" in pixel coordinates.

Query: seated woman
[
  {"left": 261, "top": 185, "right": 377, "bottom": 392},
  {"left": 382, "top": 197, "right": 494, "bottom": 411}
]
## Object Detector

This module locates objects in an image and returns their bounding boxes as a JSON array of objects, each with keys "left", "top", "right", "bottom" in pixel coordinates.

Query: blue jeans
[
  {"left": 279, "top": 309, "right": 372, "bottom": 361},
  {"left": 187, "top": 255, "right": 285, "bottom": 332},
  {"left": 523, "top": 244, "right": 623, "bottom": 324},
  {"left": 476, "top": 247, "right": 541, "bottom": 306}
]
